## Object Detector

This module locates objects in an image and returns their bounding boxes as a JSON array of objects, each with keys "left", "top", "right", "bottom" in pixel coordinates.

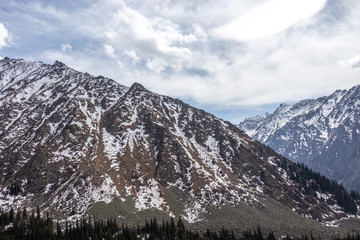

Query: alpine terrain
[
  {"left": 239, "top": 85, "right": 360, "bottom": 192},
  {"left": 0, "top": 58, "right": 359, "bottom": 236}
]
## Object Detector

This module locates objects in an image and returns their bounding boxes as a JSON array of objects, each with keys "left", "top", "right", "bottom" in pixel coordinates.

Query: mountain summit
[
  {"left": 0, "top": 58, "right": 359, "bottom": 235},
  {"left": 239, "top": 85, "right": 360, "bottom": 192}
]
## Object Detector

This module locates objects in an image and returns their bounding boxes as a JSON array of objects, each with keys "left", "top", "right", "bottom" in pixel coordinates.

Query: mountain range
[
  {"left": 0, "top": 58, "right": 359, "bottom": 236},
  {"left": 239, "top": 85, "right": 360, "bottom": 193}
]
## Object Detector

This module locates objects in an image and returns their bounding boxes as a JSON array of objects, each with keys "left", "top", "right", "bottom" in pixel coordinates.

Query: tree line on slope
[
  {"left": 1, "top": 207, "right": 360, "bottom": 240},
  {"left": 277, "top": 155, "right": 360, "bottom": 215}
]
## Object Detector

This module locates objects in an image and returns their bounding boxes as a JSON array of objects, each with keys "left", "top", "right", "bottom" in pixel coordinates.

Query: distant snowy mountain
[
  {"left": 239, "top": 85, "right": 360, "bottom": 192},
  {"left": 0, "top": 58, "right": 359, "bottom": 234}
]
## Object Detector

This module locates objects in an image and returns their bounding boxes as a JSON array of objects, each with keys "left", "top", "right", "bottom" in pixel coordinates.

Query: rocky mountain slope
[
  {"left": 0, "top": 58, "right": 359, "bottom": 235},
  {"left": 239, "top": 85, "right": 360, "bottom": 192}
]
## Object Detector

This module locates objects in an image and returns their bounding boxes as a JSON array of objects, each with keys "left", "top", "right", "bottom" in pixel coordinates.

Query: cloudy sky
[{"left": 0, "top": 0, "right": 360, "bottom": 123}]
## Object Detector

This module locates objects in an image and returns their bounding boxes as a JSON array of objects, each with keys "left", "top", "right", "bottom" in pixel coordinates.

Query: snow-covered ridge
[{"left": 239, "top": 84, "right": 360, "bottom": 192}]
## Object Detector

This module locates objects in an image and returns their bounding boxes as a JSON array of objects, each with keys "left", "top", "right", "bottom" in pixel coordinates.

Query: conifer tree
[{"left": 8, "top": 208, "right": 14, "bottom": 223}]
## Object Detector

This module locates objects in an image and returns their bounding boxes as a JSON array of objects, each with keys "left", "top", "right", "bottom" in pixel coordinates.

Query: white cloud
[
  {"left": 71, "top": 0, "right": 197, "bottom": 72},
  {"left": 110, "top": 5, "right": 193, "bottom": 70},
  {"left": 146, "top": 58, "right": 168, "bottom": 73},
  {"left": 339, "top": 54, "right": 360, "bottom": 69},
  {"left": 103, "top": 44, "right": 116, "bottom": 58},
  {"left": 61, "top": 43, "right": 72, "bottom": 53},
  {"left": 0, "top": 23, "right": 11, "bottom": 49},
  {"left": 211, "top": 0, "right": 326, "bottom": 41},
  {"left": 142, "top": 24, "right": 360, "bottom": 107},
  {"left": 124, "top": 50, "right": 140, "bottom": 64}
]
